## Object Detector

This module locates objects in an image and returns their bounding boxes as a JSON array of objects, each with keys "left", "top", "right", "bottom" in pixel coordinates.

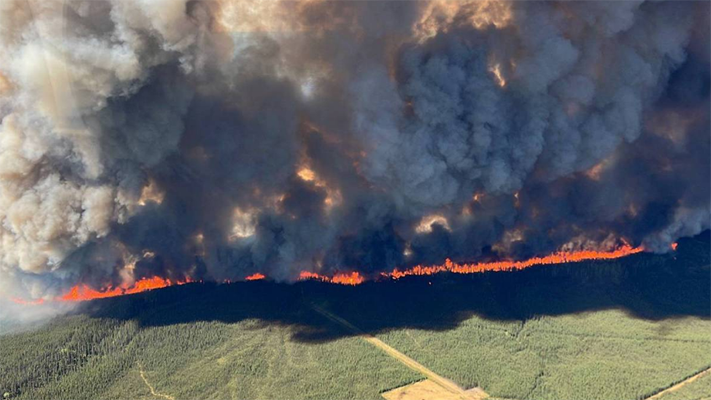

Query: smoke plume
[{"left": 0, "top": 0, "right": 708, "bottom": 303}]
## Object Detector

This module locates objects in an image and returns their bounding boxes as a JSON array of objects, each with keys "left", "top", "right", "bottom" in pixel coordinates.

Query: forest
[{"left": 1, "top": 233, "right": 709, "bottom": 400}]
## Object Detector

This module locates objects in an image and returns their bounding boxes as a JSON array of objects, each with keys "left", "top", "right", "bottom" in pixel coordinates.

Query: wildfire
[
  {"left": 59, "top": 276, "right": 192, "bottom": 302},
  {"left": 671, "top": 242, "right": 678, "bottom": 251},
  {"left": 298, "top": 271, "right": 365, "bottom": 285},
  {"left": 297, "top": 244, "right": 643, "bottom": 285},
  {"left": 245, "top": 272, "right": 266, "bottom": 281},
  {"left": 22, "top": 243, "right": 643, "bottom": 304},
  {"left": 382, "top": 244, "right": 643, "bottom": 280}
]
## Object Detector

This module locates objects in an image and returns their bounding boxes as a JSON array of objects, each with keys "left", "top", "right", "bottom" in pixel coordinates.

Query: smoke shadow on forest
[{"left": 83, "top": 232, "right": 711, "bottom": 343}]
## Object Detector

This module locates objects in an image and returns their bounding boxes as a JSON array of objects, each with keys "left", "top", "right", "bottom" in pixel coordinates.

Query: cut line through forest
[{"left": 137, "top": 361, "right": 175, "bottom": 400}]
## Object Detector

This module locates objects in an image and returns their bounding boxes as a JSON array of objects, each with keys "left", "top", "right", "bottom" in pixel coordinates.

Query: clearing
[{"left": 381, "top": 379, "right": 487, "bottom": 400}]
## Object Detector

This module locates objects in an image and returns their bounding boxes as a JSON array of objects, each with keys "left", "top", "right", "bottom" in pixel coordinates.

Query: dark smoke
[{"left": 0, "top": 0, "right": 708, "bottom": 304}]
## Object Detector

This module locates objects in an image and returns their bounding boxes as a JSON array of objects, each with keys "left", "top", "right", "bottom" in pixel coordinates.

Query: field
[{"left": 0, "top": 233, "right": 709, "bottom": 400}]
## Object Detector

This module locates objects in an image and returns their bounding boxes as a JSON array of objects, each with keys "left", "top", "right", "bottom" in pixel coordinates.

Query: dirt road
[
  {"left": 311, "top": 304, "right": 488, "bottom": 400},
  {"left": 137, "top": 361, "right": 176, "bottom": 400},
  {"left": 644, "top": 366, "right": 711, "bottom": 400}
]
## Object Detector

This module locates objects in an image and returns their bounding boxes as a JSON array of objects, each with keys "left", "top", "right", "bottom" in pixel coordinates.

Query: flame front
[
  {"left": 298, "top": 271, "right": 365, "bottom": 285},
  {"left": 382, "top": 244, "right": 643, "bottom": 280},
  {"left": 44, "top": 244, "right": 642, "bottom": 303},
  {"left": 298, "top": 244, "right": 643, "bottom": 284},
  {"left": 58, "top": 276, "right": 193, "bottom": 302}
]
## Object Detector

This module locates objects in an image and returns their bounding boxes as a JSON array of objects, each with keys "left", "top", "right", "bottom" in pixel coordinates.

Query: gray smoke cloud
[{"left": 0, "top": 0, "right": 708, "bottom": 305}]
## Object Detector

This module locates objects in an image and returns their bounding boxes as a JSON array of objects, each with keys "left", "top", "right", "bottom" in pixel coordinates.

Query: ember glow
[{"left": 415, "top": 214, "right": 451, "bottom": 234}]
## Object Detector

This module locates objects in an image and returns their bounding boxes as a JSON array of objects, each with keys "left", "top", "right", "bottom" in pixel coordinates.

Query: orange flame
[
  {"left": 298, "top": 270, "right": 365, "bottom": 285},
  {"left": 671, "top": 242, "right": 678, "bottom": 251},
  {"left": 295, "top": 245, "right": 643, "bottom": 285},
  {"left": 245, "top": 272, "right": 266, "bottom": 281},
  {"left": 10, "top": 297, "right": 45, "bottom": 305},
  {"left": 58, "top": 276, "right": 192, "bottom": 302},
  {"left": 381, "top": 244, "right": 643, "bottom": 280},
  {"left": 45, "top": 244, "right": 643, "bottom": 303}
]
